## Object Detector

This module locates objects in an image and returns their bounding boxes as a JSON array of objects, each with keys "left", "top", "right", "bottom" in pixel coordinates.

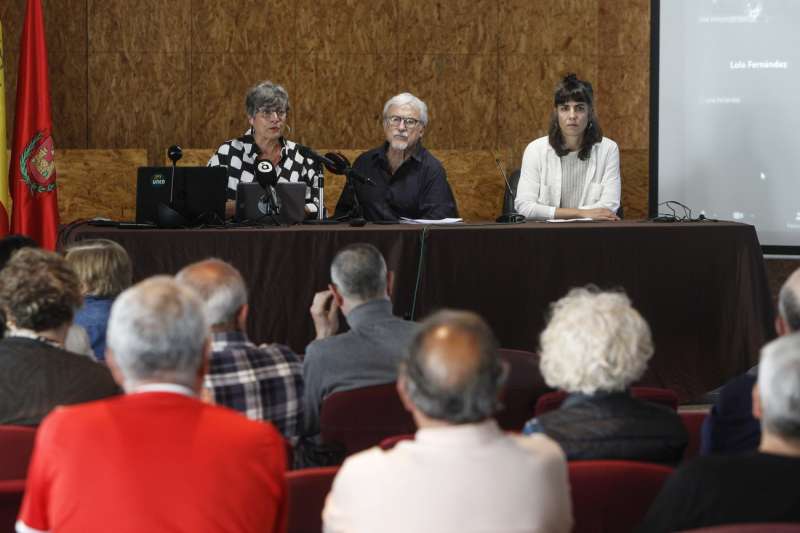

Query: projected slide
[{"left": 657, "top": 0, "right": 800, "bottom": 248}]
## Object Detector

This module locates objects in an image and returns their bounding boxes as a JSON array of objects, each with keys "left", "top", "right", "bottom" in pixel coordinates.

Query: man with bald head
[
  {"left": 177, "top": 258, "right": 303, "bottom": 439},
  {"left": 702, "top": 267, "right": 800, "bottom": 454},
  {"left": 322, "top": 310, "right": 572, "bottom": 533}
]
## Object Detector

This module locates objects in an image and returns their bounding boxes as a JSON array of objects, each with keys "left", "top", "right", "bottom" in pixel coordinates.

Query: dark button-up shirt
[{"left": 333, "top": 142, "right": 458, "bottom": 221}]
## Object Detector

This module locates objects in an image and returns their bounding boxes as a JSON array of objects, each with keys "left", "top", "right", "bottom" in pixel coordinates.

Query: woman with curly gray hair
[{"left": 523, "top": 286, "right": 687, "bottom": 463}]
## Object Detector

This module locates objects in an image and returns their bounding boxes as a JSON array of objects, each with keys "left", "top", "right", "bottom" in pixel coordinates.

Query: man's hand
[
  {"left": 310, "top": 289, "right": 340, "bottom": 340},
  {"left": 578, "top": 208, "right": 620, "bottom": 221}
]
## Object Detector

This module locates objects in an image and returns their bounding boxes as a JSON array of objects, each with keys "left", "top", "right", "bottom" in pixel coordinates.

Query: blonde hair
[{"left": 65, "top": 239, "right": 132, "bottom": 298}]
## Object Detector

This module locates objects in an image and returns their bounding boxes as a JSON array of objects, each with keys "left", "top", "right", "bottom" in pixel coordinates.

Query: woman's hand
[{"left": 578, "top": 208, "right": 620, "bottom": 221}]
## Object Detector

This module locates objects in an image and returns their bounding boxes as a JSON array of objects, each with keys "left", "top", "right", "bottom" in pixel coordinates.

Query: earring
[{"left": 285, "top": 123, "right": 292, "bottom": 133}]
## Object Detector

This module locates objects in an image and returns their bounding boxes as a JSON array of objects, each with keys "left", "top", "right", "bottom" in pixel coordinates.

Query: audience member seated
[
  {"left": 15, "top": 277, "right": 287, "bottom": 533},
  {"left": 65, "top": 239, "right": 133, "bottom": 361},
  {"left": 176, "top": 258, "right": 303, "bottom": 439},
  {"left": 702, "top": 267, "right": 800, "bottom": 455},
  {"left": 302, "top": 243, "right": 419, "bottom": 439},
  {"left": 0, "top": 248, "right": 119, "bottom": 426},
  {"left": 523, "top": 287, "right": 687, "bottom": 463},
  {"left": 638, "top": 334, "right": 800, "bottom": 532},
  {"left": 323, "top": 310, "right": 572, "bottom": 533}
]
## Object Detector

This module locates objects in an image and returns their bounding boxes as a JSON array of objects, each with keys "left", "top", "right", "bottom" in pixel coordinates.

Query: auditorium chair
[
  {"left": 568, "top": 460, "right": 673, "bottom": 533},
  {"left": 534, "top": 386, "right": 680, "bottom": 416},
  {"left": 680, "top": 525, "right": 800, "bottom": 532},
  {"left": 496, "top": 348, "right": 551, "bottom": 431},
  {"left": 0, "top": 479, "right": 26, "bottom": 532},
  {"left": 0, "top": 425, "right": 37, "bottom": 480},
  {"left": 319, "top": 383, "right": 416, "bottom": 457},
  {"left": 378, "top": 434, "right": 415, "bottom": 450},
  {"left": 679, "top": 410, "right": 708, "bottom": 461},
  {"left": 286, "top": 466, "right": 338, "bottom": 533}
]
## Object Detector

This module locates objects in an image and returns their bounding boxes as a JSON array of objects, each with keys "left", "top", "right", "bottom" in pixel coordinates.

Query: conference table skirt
[{"left": 62, "top": 220, "right": 774, "bottom": 401}]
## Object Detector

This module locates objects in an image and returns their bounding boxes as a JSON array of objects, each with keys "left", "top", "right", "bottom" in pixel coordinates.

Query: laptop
[
  {"left": 136, "top": 166, "right": 227, "bottom": 226},
  {"left": 235, "top": 181, "right": 306, "bottom": 225}
]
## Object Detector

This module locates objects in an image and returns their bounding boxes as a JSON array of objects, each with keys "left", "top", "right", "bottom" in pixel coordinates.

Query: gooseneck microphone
[
  {"left": 494, "top": 158, "right": 526, "bottom": 224},
  {"left": 254, "top": 160, "right": 280, "bottom": 214}
]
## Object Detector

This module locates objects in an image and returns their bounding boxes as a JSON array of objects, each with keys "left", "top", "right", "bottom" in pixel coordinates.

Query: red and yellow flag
[
  {"left": 9, "top": 0, "right": 59, "bottom": 249},
  {"left": 0, "top": 21, "right": 10, "bottom": 237}
]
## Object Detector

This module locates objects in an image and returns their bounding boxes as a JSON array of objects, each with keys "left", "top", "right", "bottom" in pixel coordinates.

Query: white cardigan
[{"left": 514, "top": 136, "right": 622, "bottom": 220}]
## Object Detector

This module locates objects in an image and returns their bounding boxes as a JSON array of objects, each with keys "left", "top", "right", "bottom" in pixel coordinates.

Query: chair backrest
[
  {"left": 286, "top": 467, "right": 338, "bottom": 533},
  {"left": 535, "top": 387, "right": 679, "bottom": 416},
  {"left": 0, "top": 426, "right": 37, "bottom": 480},
  {"left": 496, "top": 349, "right": 551, "bottom": 431},
  {"left": 320, "top": 383, "right": 416, "bottom": 456},
  {"left": 569, "top": 460, "right": 673, "bottom": 533},
  {"left": 679, "top": 411, "right": 708, "bottom": 461},
  {"left": 680, "top": 524, "right": 800, "bottom": 533},
  {"left": 0, "top": 479, "right": 26, "bottom": 533}
]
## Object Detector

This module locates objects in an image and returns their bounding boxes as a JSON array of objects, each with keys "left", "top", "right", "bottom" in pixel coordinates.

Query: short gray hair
[
  {"left": 539, "top": 287, "right": 653, "bottom": 395},
  {"left": 245, "top": 80, "right": 290, "bottom": 118},
  {"left": 382, "top": 92, "right": 428, "bottom": 126},
  {"left": 107, "top": 276, "right": 208, "bottom": 389},
  {"left": 175, "top": 258, "right": 247, "bottom": 326},
  {"left": 402, "top": 310, "right": 504, "bottom": 424},
  {"left": 758, "top": 333, "right": 800, "bottom": 439},
  {"left": 778, "top": 269, "right": 800, "bottom": 332},
  {"left": 330, "top": 243, "right": 387, "bottom": 303}
]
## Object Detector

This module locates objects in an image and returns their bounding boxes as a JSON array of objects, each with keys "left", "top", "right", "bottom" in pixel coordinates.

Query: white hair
[
  {"left": 382, "top": 92, "right": 429, "bottom": 126},
  {"left": 758, "top": 333, "right": 800, "bottom": 439},
  {"left": 107, "top": 276, "right": 208, "bottom": 389},
  {"left": 539, "top": 287, "right": 653, "bottom": 395},
  {"left": 330, "top": 243, "right": 387, "bottom": 303},
  {"left": 175, "top": 258, "right": 247, "bottom": 326}
]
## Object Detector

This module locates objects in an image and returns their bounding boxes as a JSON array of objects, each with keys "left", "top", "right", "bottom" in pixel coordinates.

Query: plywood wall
[{"left": 1, "top": 0, "right": 651, "bottom": 219}]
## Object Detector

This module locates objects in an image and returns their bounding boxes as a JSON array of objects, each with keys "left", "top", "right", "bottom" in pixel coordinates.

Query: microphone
[
  {"left": 494, "top": 158, "right": 526, "bottom": 224},
  {"left": 254, "top": 160, "right": 279, "bottom": 213},
  {"left": 167, "top": 145, "right": 183, "bottom": 165},
  {"left": 322, "top": 151, "right": 375, "bottom": 186}
]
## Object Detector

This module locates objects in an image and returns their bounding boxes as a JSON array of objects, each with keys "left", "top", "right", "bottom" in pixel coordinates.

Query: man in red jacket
[{"left": 16, "top": 276, "right": 287, "bottom": 533}]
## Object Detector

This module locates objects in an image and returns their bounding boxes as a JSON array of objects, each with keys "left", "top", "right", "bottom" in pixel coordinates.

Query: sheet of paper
[
  {"left": 399, "top": 217, "right": 463, "bottom": 224},
  {"left": 546, "top": 218, "right": 593, "bottom": 223}
]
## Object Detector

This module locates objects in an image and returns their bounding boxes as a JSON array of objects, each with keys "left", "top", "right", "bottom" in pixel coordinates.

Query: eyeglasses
[
  {"left": 386, "top": 115, "right": 421, "bottom": 128},
  {"left": 256, "top": 109, "right": 288, "bottom": 120}
]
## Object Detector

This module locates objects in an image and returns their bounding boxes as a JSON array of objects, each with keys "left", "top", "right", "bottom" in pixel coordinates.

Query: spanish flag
[
  {"left": 9, "top": 0, "right": 59, "bottom": 250},
  {"left": 0, "top": 21, "right": 10, "bottom": 237}
]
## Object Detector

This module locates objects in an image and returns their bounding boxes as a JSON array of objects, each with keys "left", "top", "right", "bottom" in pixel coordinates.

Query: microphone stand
[
  {"left": 494, "top": 158, "right": 526, "bottom": 224},
  {"left": 340, "top": 169, "right": 366, "bottom": 226}
]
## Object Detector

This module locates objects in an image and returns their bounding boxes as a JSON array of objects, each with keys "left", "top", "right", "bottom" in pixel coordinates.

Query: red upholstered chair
[
  {"left": 286, "top": 467, "right": 338, "bottom": 533},
  {"left": 535, "top": 387, "right": 680, "bottom": 416},
  {"left": 569, "top": 460, "right": 673, "bottom": 533},
  {"left": 378, "top": 433, "right": 415, "bottom": 450},
  {"left": 319, "top": 383, "right": 416, "bottom": 456},
  {"left": 0, "top": 479, "right": 26, "bottom": 532},
  {"left": 0, "top": 425, "right": 37, "bottom": 480},
  {"left": 680, "top": 525, "right": 800, "bottom": 533},
  {"left": 496, "top": 349, "right": 551, "bottom": 431},
  {"left": 679, "top": 411, "right": 708, "bottom": 461}
]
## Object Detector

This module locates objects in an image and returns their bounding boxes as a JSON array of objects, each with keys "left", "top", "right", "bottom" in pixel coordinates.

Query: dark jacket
[
  {"left": 0, "top": 337, "right": 121, "bottom": 426},
  {"left": 531, "top": 392, "right": 688, "bottom": 464}
]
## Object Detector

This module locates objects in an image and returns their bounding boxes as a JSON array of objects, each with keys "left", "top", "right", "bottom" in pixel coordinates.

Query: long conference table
[{"left": 63, "top": 220, "right": 775, "bottom": 401}]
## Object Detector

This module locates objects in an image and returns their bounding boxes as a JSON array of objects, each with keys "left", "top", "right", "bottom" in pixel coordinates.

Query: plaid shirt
[
  {"left": 204, "top": 330, "right": 304, "bottom": 439},
  {"left": 208, "top": 130, "right": 321, "bottom": 214}
]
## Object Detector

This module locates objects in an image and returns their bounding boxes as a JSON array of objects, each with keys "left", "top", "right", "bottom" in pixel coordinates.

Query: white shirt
[{"left": 323, "top": 419, "right": 573, "bottom": 533}]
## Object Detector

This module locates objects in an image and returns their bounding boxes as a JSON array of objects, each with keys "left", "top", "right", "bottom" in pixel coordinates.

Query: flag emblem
[{"left": 20, "top": 130, "right": 57, "bottom": 194}]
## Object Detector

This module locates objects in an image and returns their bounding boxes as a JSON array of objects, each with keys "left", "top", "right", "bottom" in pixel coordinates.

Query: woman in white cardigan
[{"left": 515, "top": 74, "right": 621, "bottom": 221}]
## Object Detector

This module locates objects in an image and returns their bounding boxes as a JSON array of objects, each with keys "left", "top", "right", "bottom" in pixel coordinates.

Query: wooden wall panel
[
  {"left": 620, "top": 149, "right": 649, "bottom": 219},
  {"left": 192, "top": 0, "right": 297, "bottom": 54},
  {"left": 294, "top": 53, "right": 397, "bottom": 149},
  {"left": 57, "top": 149, "right": 146, "bottom": 222},
  {"left": 398, "top": 0, "right": 498, "bottom": 55},
  {"left": 499, "top": 0, "right": 599, "bottom": 56},
  {"left": 400, "top": 54, "right": 498, "bottom": 150},
  {"left": 88, "top": 0, "right": 190, "bottom": 53},
  {"left": 295, "top": 0, "right": 398, "bottom": 54}
]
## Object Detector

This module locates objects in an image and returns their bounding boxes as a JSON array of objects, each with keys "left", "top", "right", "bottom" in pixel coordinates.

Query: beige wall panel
[
  {"left": 397, "top": 0, "right": 498, "bottom": 55},
  {"left": 190, "top": 53, "right": 295, "bottom": 149},
  {"left": 88, "top": 52, "right": 190, "bottom": 165},
  {"left": 57, "top": 149, "right": 146, "bottom": 222},
  {"left": 295, "top": 0, "right": 398, "bottom": 54},
  {"left": 171, "top": 148, "right": 215, "bottom": 167},
  {"left": 192, "top": 0, "right": 298, "bottom": 54},
  {"left": 499, "top": 0, "right": 599, "bottom": 56},
  {"left": 44, "top": 0, "right": 86, "bottom": 53},
  {"left": 619, "top": 148, "right": 648, "bottom": 219},
  {"left": 430, "top": 149, "right": 505, "bottom": 221},
  {"left": 598, "top": 0, "right": 650, "bottom": 57},
  {"left": 50, "top": 51, "right": 88, "bottom": 148},
  {"left": 498, "top": 54, "right": 599, "bottom": 167},
  {"left": 88, "top": 0, "right": 190, "bottom": 53},
  {"left": 597, "top": 54, "right": 649, "bottom": 150},
  {"left": 294, "top": 53, "right": 398, "bottom": 149},
  {"left": 399, "top": 54, "right": 497, "bottom": 150}
]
